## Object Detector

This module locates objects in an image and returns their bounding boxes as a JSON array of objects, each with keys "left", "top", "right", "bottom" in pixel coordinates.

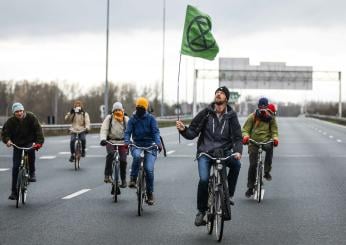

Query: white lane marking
[
  {"left": 329, "top": 135, "right": 334, "bottom": 139},
  {"left": 323, "top": 132, "right": 327, "bottom": 135},
  {"left": 166, "top": 150, "right": 175, "bottom": 155},
  {"left": 188, "top": 143, "right": 194, "bottom": 146},
  {"left": 89, "top": 145, "right": 102, "bottom": 148},
  {"left": 337, "top": 139, "right": 342, "bottom": 143},
  {"left": 62, "top": 189, "right": 91, "bottom": 199},
  {"left": 40, "top": 156, "right": 56, "bottom": 159},
  {"left": 86, "top": 155, "right": 104, "bottom": 158},
  {"left": 318, "top": 130, "right": 322, "bottom": 133},
  {"left": 0, "top": 155, "right": 11, "bottom": 158},
  {"left": 0, "top": 168, "right": 10, "bottom": 172},
  {"left": 59, "top": 152, "right": 70, "bottom": 155}
]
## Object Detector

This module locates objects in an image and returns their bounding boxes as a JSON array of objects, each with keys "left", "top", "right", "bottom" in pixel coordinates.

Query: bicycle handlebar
[
  {"left": 249, "top": 139, "right": 273, "bottom": 146},
  {"left": 10, "top": 143, "right": 34, "bottom": 150},
  {"left": 197, "top": 152, "right": 237, "bottom": 161},
  {"left": 128, "top": 143, "right": 159, "bottom": 151},
  {"left": 104, "top": 140, "right": 125, "bottom": 147}
]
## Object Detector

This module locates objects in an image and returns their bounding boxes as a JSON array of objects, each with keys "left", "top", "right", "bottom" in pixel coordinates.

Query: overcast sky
[{"left": 1, "top": 0, "right": 345, "bottom": 104}]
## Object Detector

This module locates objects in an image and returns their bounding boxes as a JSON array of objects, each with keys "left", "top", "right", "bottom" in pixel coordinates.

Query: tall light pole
[
  {"left": 104, "top": 0, "right": 110, "bottom": 116},
  {"left": 160, "top": 0, "right": 166, "bottom": 117}
]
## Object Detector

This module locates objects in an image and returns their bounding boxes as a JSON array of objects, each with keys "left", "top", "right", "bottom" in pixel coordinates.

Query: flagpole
[
  {"left": 104, "top": 0, "right": 110, "bottom": 116},
  {"left": 160, "top": 0, "right": 166, "bottom": 117},
  {"left": 177, "top": 54, "right": 182, "bottom": 143}
]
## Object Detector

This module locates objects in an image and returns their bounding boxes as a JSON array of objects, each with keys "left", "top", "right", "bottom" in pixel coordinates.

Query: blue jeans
[
  {"left": 130, "top": 148, "right": 157, "bottom": 193},
  {"left": 197, "top": 155, "right": 241, "bottom": 212}
]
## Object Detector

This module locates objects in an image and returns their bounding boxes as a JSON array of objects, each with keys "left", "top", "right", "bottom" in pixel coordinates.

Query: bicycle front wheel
[
  {"left": 112, "top": 162, "right": 120, "bottom": 203},
  {"left": 215, "top": 185, "right": 225, "bottom": 242},
  {"left": 206, "top": 177, "right": 215, "bottom": 235},
  {"left": 16, "top": 173, "right": 22, "bottom": 208},
  {"left": 256, "top": 163, "right": 263, "bottom": 203},
  {"left": 74, "top": 141, "right": 81, "bottom": 170},
  {"left": 137, "top": 168, "right": 145, "bottom": 216}
]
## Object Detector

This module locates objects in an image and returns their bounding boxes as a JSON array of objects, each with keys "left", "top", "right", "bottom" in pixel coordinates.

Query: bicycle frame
[
  {"left": 70, "top": 129, "right": 85, "bottom": 170},
  {"left": 198, "top": 152, "right": 235, "bottom": 242},
  {"left": 105, "top": 140, "right": 125, "bottom": 203},
  {"left": 11, "top": 143, "right": 34, "bottom": 208},
  {"left": 129, "top": 144, "right": 158, "bottom": 216},
  {"left": 249, "top": 139, "right": 273, "bottom": 203}
]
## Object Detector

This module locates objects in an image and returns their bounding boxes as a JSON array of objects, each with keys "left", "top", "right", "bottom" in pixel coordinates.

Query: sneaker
[
  {"left": 128, "top": 177, "right": 137, "bottom": 188},
  {"left": 194, "top": 211, "right": 206, "bottom": 226},
  {"left": 81, "top": 150, "right": 86, "bottom": 158},
  {"left": 229, "top": 197, "right": 235, "bottom": 206},
  {"left": 120, "top": 180, "right": 127, "bottom": 188},
  {"left": 104, "top": 175, "right": 112, "bottom": 183},
  {"left": 245, "top": 188, "right": 254, "bottom": 198},
  {"left": 29, "top": 173, "right": 36, "bottom": 182},
  {"left": 264, "top": 172, "right": 272, "bottom": 181},
  {"left": 69, "top": 155, "right": 75, "bottom": 162},
  {"left": 147, "top": 192, "right": 155, "bottom": 205},
  {"left": 8, "top": 192, "right": 17, "bottom": 200}
]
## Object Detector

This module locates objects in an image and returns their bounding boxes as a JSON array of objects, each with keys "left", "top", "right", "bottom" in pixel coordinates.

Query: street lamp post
[
  {"left": 104, "top": 0, "right": 110, "bottom": 116},
  {"left": 160, "top": 0, "right": 166, "bottom": 117}
]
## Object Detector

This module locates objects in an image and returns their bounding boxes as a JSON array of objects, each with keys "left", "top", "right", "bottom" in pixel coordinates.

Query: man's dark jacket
[
  {"left": 179, "top": 103, "right": 243, "bottom": 154},
  {"left": 1, "top": 112, "right": 44, "bottom": 146}
]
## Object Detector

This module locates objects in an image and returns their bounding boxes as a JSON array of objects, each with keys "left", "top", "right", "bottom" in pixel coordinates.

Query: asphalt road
[{"left": 0, "top": 117, "right": 345, "bottom": 245}]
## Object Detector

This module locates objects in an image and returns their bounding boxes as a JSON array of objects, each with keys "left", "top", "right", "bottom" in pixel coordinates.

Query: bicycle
[
  {"left": 198, "top": 150, "right": 236, "bottom": 242},
  {"left": 129, "top": 144, "right": 158, "bottom": 216},
  {"left": 249, "top": 139, "right": 273, "bottom": 203},
  {"left": 104, "top": 140, "right": 125, "bottom": 203},
  {"left": 11, "top": 143, "right": 34, "bottom": 208},
  {"left": 70, "top": 129, "right": 85, "bottom": 171}
]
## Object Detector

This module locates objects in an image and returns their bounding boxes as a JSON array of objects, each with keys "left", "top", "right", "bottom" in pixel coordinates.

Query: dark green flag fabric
[{"left": 180, "top": 5, "right": 219, "bottom": 60}]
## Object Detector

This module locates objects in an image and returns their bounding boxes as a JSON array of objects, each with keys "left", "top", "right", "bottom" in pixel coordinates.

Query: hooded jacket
[
  {"left": 242, "top": 112, "right": 278, "bottom": 142},
  {"left": 179, "top": 103, "right": 243, "bottom": 154}
]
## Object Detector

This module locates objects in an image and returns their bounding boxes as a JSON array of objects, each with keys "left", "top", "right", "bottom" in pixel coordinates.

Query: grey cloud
[{"left": 1, "top": 0, "right": 345, "bottom": 38}]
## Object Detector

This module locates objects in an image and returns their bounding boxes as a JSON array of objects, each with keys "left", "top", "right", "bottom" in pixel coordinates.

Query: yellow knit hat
[{"left": 135, "top": 97, "right": 149, "bottom": 110}]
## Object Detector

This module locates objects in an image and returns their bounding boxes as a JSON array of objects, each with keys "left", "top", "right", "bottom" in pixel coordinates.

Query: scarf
[{"left": 113, "top": 110, "right": 124, "bottom": 122}]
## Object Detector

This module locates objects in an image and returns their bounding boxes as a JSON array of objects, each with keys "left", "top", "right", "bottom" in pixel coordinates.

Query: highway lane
[{"left": 0, "top": 117, "right": 345, "bottom": 244}]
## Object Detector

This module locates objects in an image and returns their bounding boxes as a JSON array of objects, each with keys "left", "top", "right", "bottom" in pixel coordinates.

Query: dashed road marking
[
  {"left": 166, "top": 150, "right": 175, "bottom": 155},
  {"left": 89, "top": 145, "right": 102, "bottom": 148},
  {"left": 0, "top": 168, "right": 10, "bottom": 172},
  {"left": 337, "top": 139, "right": 342, "bottom": 143},
  {"left": 62, "top": 189, "right": 91, "bottom": 199},
  {"left": 58, "top": 152, "right": 70, "bottom": 155},
  {"left": 188, "top": 143, "right": 194, "bottom": 146},
  {"left": 329, "top": 135, "right": 334, "bottom": 139},
  {"left": 40, "top": 156, "right": 56, "bottom": 159}
]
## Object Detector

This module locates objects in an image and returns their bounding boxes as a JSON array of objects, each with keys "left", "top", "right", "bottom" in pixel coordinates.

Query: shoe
[
  {"left": 8, "top": 192, "right": 17, "bottom": 200},
  {"left": 264, "top": 172, "right": 272, "bottom": 181},
  {"left": 245, "top": 188, "right": 254, "bottom": 198},
  {"left": 120, "top": 180, "right": 127, "bottom": 188},
  {"left": 194, "top": 211, "right": 206, "bottom": 226},
  {"left": 128, "top": 177, "right": 137, "bottom": 188},
  {"left": 229, "top": 197, "right": 235, "bottom": 206},
  {"left": 69, "top": 155, "right": 75, "bottom": 162},
  {"left": 29, "top": 173, "right": 36, "bottom": 182},
  {"left": 104, "top": 175, "right": 112, "bottom": 183},
  {"left": 81, "top": 150, "right": 86, "bottom": 158},
  {"left": 147, "top": 192, "right": 155, "bottom": 205}
]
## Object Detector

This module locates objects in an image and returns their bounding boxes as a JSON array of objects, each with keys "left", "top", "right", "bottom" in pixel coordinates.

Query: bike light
[{"left": 217, "top": 164, "right": 223, "bottom": 170}]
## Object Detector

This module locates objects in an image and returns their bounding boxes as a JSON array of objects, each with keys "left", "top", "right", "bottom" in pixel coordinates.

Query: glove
[
  {"left": 158, "top": 144, "right": 163, "bottom": 153},
  {"left": 33, "top": 143, "right": 42, "bottom": 151},
  {"left": 70, "top": 108, "right": 75, "bottom": 114},
  {"left": 273, "top": 138, "right": 279, "bottom": 147},
  {"left": 100, "top": 140, "right": 107, "bottom": 146},
  {"left": 242, "top": 136, "right": 250, "bottom": 145},
  {"left": 85, "top": 129, "right": 89, "bottom": 134}
]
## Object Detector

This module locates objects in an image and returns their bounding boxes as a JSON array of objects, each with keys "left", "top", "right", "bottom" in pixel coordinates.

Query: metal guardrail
[{"left": 306, "top": 114, "right": 346, "bottom": 125}]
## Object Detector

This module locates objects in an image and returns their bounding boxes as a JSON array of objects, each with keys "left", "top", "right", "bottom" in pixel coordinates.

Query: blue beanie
[
  {"left": 12, "top": 102, "right": 24, "bottom": 113},
  {"left": 258, "top": 97, "right": 269, "bottom": 108}
]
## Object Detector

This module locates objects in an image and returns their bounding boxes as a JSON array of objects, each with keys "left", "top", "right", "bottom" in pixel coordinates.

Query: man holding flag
[{"left": 177, "top": 6, "right": 242, "bottom": 226}]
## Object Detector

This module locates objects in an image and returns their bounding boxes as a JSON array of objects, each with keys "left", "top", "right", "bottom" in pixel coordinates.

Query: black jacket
[
  {"left": 180, "top": 103, "right": 243, "bottom": 154},
  {"left": 1, "top": 112, "right": 44, "bottom": 147}
]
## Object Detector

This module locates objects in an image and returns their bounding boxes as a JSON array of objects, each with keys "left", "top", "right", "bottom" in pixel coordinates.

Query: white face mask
[{"left": 75, "top": 106, "right": 81, "bottom": 112}]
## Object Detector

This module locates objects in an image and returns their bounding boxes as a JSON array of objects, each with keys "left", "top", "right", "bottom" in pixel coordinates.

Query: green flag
[{"left": 180, "top": 5, "right": 219, "bottom": 60}]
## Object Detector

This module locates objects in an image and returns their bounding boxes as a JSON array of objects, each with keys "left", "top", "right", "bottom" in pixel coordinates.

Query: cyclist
[
  {"left": 100, "top": 102, "right": 129, "bottom": 187},
  {"left": 65, "top": 100, "right": 90, "bottom": 162},
  {"left": 242, "top": 97, "right": 279, "bottom": 198},
  {"left": 124, "top": 97, "right": 162, "bottom": 205},
  {"left": 1, "top": 102, "right": 44, "bottom": 200},
  {"left": 176, "top": 86, "right": 243, "bottom": 226}
]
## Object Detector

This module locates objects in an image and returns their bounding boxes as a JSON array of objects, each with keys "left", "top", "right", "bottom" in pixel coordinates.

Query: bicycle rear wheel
[
  {"left": 74, "top": 141, "right": 81, "bottom": 170},
  {"left": 206, "top": 177, "right": 215, "bottom": 235},
  {"left": 137, "top": 168, "right": 145, "bottom": 216},
  {"left": 215, "top": 185, "right": 225, "bottom": 242}
]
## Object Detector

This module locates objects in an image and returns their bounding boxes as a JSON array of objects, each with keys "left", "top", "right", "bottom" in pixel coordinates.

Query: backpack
[{"left": 108, "top": 114, "right": 127, "bottom": 136}]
